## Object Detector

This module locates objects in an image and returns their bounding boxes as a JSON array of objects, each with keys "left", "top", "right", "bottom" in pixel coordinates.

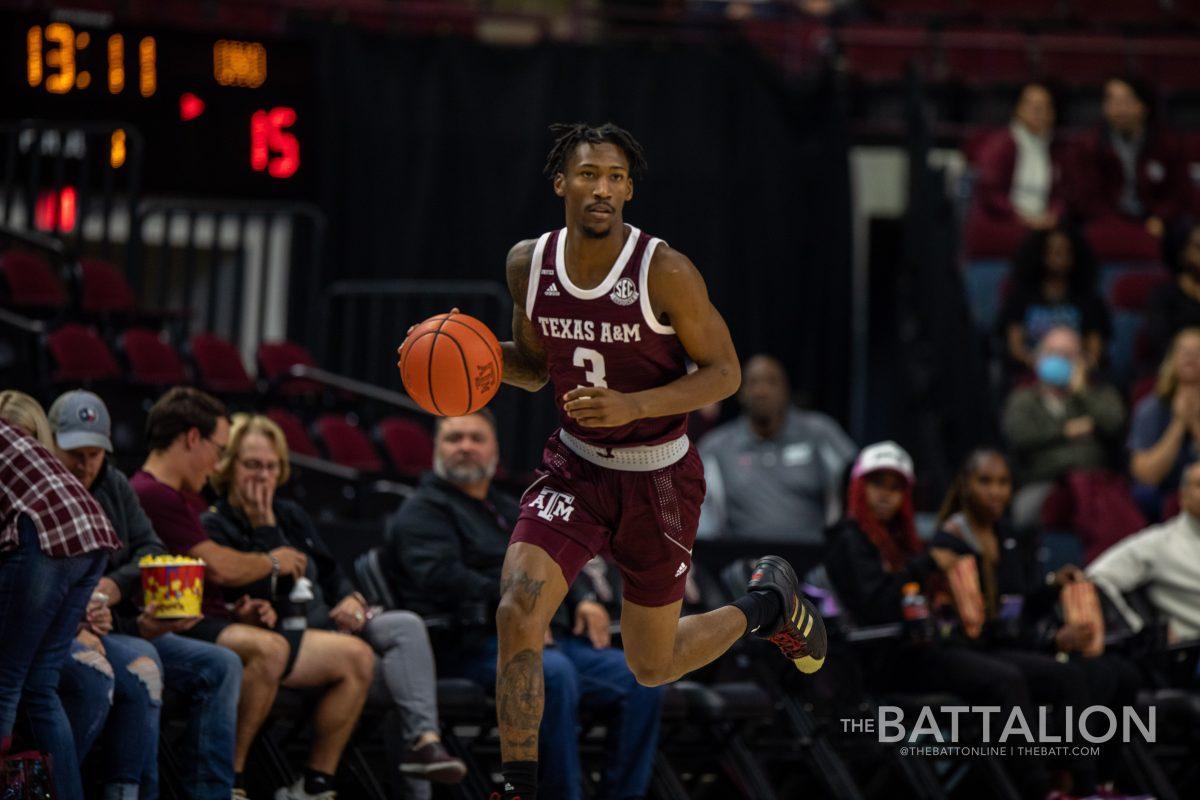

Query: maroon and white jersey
[{"left": 525, "top": 224, "right": 691, "bottom": 449}]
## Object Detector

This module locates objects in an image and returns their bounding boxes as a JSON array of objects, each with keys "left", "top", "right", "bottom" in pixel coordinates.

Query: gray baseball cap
[{"left": 48, "top": 390, "right": 113, "bottom": 452}]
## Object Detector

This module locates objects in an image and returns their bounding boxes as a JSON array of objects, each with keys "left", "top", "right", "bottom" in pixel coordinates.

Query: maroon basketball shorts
[{"left": 511, "top": 429, "right": 706, "bottom": 607}]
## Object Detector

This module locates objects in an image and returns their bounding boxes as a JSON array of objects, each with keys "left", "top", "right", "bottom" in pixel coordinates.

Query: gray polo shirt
[{"left": 697, "top": 408, "right": 856, "bottom": 544}]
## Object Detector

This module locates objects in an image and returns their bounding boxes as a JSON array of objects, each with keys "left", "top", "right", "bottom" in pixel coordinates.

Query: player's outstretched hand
[
  {"left": 401, "top": 307, "right": 461, "bottom": 341},
  {"left": 562, "top": 386, "right": 643, "bottom": 428}
]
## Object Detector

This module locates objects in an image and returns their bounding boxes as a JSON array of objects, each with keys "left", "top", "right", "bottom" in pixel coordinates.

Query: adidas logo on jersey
[
  {"left": 544, "top": 283, "right": 561, "bottom": 297},
  {"left": 675, "top": 562, "right": 688, "bottom": 578}
]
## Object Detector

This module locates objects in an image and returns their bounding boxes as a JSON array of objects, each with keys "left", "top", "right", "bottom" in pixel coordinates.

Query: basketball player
[{"left": 486, "top": 123, "right": 827, "bottom": 800}]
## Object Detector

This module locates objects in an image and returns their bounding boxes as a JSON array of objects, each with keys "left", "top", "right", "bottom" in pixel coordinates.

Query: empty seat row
[
  {"left": 266, "top": 407, "right": 433, "bottom": 478},
  {"left": 0, "top": 250, "right": 141, "bottom": 319}
]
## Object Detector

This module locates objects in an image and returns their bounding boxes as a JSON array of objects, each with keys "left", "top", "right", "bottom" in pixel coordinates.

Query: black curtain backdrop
[{"left": 308, "top": 31, "right": 853, "bottom": 466}]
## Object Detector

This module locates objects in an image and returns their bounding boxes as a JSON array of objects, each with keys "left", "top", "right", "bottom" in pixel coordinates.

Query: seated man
[
  {"left": 1087, "top": 460, "right": 1200, "bottom": 644},
  {"left": 698, "top": 354, "right": 856, "bottom": 543},
  {"left": 132, "top": 387, "right": 374, "bottom": 800},
  {"left": 48, "top": 389, "right": 243, "bottom": 800},
  {"left": 385, "top": 411, "right": 664, "bottom": 800},
  {"left": 1002, "top": 325, "right": 1125, "bottom": 530}
]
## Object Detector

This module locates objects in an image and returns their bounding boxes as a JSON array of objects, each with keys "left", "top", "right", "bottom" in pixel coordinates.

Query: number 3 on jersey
[{"left": 573, "top": 347, "right": 608, "bottom": 388}]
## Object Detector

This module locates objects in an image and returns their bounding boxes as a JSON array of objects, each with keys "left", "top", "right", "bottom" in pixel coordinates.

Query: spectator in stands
[
  {"left": 48, "top": 389, "right": 243, "bottom": 800},
  {"left": 698, "top": 354, "right": 856, "bottom": 543},
  {"left": 932, "top": 449, "right": 1140, "bottom": 798},
  {"left": 824, "top": 443, "right": 1060, "bottom": 799},
  {"left": 1146, "top": 222, "right": 1200, "bottom": 365},
  {"left": 385, "top": 411, "right": 664, "bottom": 800},
  {"left": 1088, "top": 460, "right": 1200, "bottom": 643},
  {"left": 965, "top": 82, "right": 1068, "bottom": 258},
  {"left": 999, "top": 225, "right": 1109, "bottom": 374},
  {"left": 1129, "top": 328, "right": 1200, "bottom": 519},
  {"left": 132, "top": 388, "right": 373, "bottom": 800},
  {"left": 1002, "top": 326, "right": 1125, "bottom": 530},
  {"left": 1072, "top": 76, "right": 1188, "bottom": 261},
  {"left": 201, "top": 413, "right": 466, "bottom": 792},
  {"left": 0, "top": 393, "right": 120, "bottom": 799}
]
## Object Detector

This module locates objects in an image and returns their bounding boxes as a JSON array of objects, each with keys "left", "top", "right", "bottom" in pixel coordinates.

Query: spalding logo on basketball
[
  {"left": 397, "top": 312, "right": 504, "bottom": 416},
  {"left": 609, "top": 277, "right": 639, "bottom": 306}
]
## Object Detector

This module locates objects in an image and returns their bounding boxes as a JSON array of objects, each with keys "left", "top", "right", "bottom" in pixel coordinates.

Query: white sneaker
[
  {"left": 273, "top": 778, "right": 336, "bottom": 800},
  {"left": 231, "top": 790, "right": 250, "bottom": 800}
]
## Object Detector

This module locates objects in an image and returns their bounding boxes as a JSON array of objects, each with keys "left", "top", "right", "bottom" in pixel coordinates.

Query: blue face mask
[{"left": 1036, "top": 354, "right": 1073, "bottom": 388}]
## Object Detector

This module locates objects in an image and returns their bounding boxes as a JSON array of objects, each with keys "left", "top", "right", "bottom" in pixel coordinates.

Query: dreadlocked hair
[
  {"left": 543, "top": 122, "right": 648, "bottom": 180},
  {"left": 847, "top": 474, "right": 920, "bottom": 574}
]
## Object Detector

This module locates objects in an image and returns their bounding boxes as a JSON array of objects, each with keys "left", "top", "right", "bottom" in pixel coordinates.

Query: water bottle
[
  {"left": 282, "top": 577, "right": 313, "bottom": 632},
  {"left": 901, "top": 582, "right": 933, "bottom": 643}
]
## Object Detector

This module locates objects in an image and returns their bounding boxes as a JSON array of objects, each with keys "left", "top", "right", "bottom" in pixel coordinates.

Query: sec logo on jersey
[{"left": 609, "top": 277, "right": 639, "bottom": 306}]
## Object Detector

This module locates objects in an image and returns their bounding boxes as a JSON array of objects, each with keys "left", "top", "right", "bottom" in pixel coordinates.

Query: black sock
[
  {"left": 733, "top": 589, "right": 783, "bottom": 635},
  {"left": 500, "top": 760, "right": 538, "bottom": 800},
  {"left": 303, "top": 769, "right": 334, "bottom": 795},
  {"left": 234, "top": 773, "right": 244, "bottom": 789}
]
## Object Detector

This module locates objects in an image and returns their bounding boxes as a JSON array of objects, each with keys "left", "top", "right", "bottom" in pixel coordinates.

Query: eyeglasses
[
  {"left": 205, "top": 437, "right": 227, "bottom": 459},
  {"left": 238, "top": 458, "right": 280, "bottom": 474}
]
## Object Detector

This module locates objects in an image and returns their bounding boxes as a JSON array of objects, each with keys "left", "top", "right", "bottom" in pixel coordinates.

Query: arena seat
[
  {"left": 1108, "top": 270, "right": 1170, "bottom": 384},
  {"left": 839, "top": 25, "right": 932, "bottom": 83},
  {"left": 78, "top": 258, "right": 137, "bottom": 316},
  {"left": 1036, "top": 34, "right": 1130, "bottom": 85},
  {"left": 352, "top": 548, "right": 397, "bottom": 610},
  {"left": 963, "top": 259, "right": 1009, "bottom": 331},
  {"left": 964, "top": 0, "right": 1063, "bottom": 23},
  {"left": 119, "top": 328, "right": 189, "bottom": 388},
  {"left": 1137, "top": 38, "right": 1200, "bottom": 91},
  {"left": 266, "top": 407, "right": 320, "bottom": 458},
  {"left": 374, "top": 416, "right": 434, "bottom": 478},
  {"left": 188, "top": 332, "right": 256, "bottom": 395},
  {"left": 257, "top": 340, "right": 322, "bottom": 398},
  {"left": 45, "top": 324, "right": 121, "bottom": 383},
  {"left": 0, "top": 249, "right": 68, "bottom": 316},
  {"left": 1109, "top": 269, "right": 1171, "bottom": 312},
  {"left": 313, "top": 414, "right": 384, "bottom": 473},
  {"left": 942, "top": 29, "right": 1032, "bottom": 85}
]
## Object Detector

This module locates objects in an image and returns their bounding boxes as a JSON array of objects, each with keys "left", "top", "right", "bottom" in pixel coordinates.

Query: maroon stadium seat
[
  {"left": 942, "top": 30, "right": 1031, "bottom": 85},
  {"left": 375, "top": 416, "right": 434, "bottom": 478},
  {"left": 964, "top": 0, "right": 1063, "bottom": 23},
  {"left": 120, "top": 328, "right": 189, "bottom": 387},
  {"left": 1109, "top": 270, "right": 1171, "bottom": 312},
  {"left": 266, "top": 408, "right": 320, "bottom": 458},
  {"left": 1137, "top": 38, "right": 1200, "bottom": 92},
  {"left": 190, "top": 333, "right": 256, "bottom": 395},
  {"left": 867, "top": 0, "right": 961, "bottom": 20},
  {"left": 79, "top": 258, "right": 137, "bottom": 315},
  {"left": 0, "top": 250, "right": 67, "bottom": 313},
  {"left": 313, "top": 414, "right": 383, "bottom": 472},
  {"left": 1072, "top": 0, "right": 1167, "bottom": 26},
  {"left": 840, "top": 25, "right": 931, "bottom": 83},
  {"left": 46, "top": 324, "right": 120, "bottom": 383},
  {"left": 1036, "top": 35, "right": 1130, "bottom": 85},
  {"left": 257, "top": 340, "right": 322, "bottom": 397}
]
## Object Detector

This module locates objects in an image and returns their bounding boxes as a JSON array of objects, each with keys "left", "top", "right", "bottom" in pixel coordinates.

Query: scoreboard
[{"left": 5, "top": 12, "right": 317, "bottom": 198}]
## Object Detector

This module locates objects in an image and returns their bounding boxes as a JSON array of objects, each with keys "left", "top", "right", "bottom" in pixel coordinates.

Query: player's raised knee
[
  {"left": 624, "top": 653, "right": 674, "bottom": 687},
  {"left": 495, "top": 592, "right": 543, "bottom": 645}
]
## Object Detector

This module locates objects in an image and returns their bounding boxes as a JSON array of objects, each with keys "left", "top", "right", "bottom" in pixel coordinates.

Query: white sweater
[{"left": 1087, "top": 512, "right": 1200, "bottom": 642}]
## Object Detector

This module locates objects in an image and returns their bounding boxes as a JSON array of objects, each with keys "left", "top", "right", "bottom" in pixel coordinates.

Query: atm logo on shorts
[{"left": 529, "top": 487, "right": 576, "bottom": 522}]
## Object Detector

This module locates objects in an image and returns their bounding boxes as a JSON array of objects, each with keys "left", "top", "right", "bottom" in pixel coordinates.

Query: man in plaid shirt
[{"left": 0, "top": 416, "right": 120, "bottom": 793}]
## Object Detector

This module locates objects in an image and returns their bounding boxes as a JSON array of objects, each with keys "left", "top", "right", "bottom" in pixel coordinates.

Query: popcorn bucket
[{"left": 140, "top": 555, "right": 205, "bottom": 618}]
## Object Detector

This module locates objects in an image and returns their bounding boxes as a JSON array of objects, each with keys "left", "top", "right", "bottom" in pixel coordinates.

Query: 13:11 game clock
[{"left": 8, "top": 13, "right": 316, "bottom": 198}]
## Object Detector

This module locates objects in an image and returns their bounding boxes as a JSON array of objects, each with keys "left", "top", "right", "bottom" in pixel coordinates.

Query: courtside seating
[
  {"left": 374, "top": 416, "right": 434, "bottom": 479},
  {"left": 266, "top": 407, "right": 321, "bottom": 458},
  {"left": 0, "top": 250, "right": 68, "bottom": 317},
  {"left": 257, "top": 340, "right": 322, "bottom": 399},
  {"left": 119, "top": 328, "right": 189, "bottom": 389},
  {"left": 313, "top": 414, "right": 383, "bottom": 473},
  {"left": 189, "top": 333, "right": 256, "bottom": 396},
  {"left": 45, "top": 324, "right": 121, "bottom": 384},
  {"left": 78, "top": 258, "right": 137, "bottom": 316}
]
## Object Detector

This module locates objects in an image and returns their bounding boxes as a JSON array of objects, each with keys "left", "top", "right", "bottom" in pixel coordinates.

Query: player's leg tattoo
[{"left": 497, "top": 649, "right": 542, "bottom": 757}]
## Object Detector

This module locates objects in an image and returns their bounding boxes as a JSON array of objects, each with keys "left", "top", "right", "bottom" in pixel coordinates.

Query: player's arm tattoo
[
  {"left": 497, "top": 648, "right": 543, "bottom": 759},
  {"left": 502, "top": 239, "right": 550, "bottom": 391}
]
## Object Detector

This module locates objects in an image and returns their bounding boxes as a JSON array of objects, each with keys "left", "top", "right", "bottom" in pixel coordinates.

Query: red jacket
[
  {"left": 970, "top": 126, "right": 1068, "bottom": 222},
  {"left": 1069, "top": 127, "right": 1188, "bottom": 222}
]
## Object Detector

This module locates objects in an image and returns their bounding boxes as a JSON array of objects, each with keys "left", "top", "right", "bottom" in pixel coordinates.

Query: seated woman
[
  {"left": 934, "top": 449, "right": 1146, "bottom": 798},
  {"left": 998, "top": 226, "right": 1110, "bottom": 376},
  {"left": 0, "top": 390, "right": 160, "bottom": 800},
  {"left": 202, "top": 414, "right": 466, "bottom": 792},
  {"left": 1129, "top": 328, "right": 1200, "bottom": 520},
  {"left": 824, "top": 442, "right": 1055, "bottom": 800}
]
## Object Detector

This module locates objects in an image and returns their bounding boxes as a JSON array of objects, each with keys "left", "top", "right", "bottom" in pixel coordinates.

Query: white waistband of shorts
[{"left": 558, "top": 428, "right": 689, "bottom": 472}]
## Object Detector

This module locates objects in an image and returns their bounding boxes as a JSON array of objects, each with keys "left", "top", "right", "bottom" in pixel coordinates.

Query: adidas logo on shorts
[
  {"left": 674, "top": 562, "right": 688, "bottom": 578},
  {"left": 544, "top": 283, "right": 560, "bottom": 297}
]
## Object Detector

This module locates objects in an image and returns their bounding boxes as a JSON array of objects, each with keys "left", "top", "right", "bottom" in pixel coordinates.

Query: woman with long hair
[
  {"left": 999, "top": 225, "right": 1110, "bottom": 374},
  {"left": 1129, "top": 327, "right": 1200, "bottom": 519}
]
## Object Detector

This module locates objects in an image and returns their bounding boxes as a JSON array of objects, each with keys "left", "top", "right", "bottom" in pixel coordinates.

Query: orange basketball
[{"left": 397, "top": 312, "right": 503, "bottom": 416}]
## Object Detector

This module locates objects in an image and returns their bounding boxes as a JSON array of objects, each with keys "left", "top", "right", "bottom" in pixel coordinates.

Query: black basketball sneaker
[{"left": 747, "top": 555, "right": 828, "bottom": 674}]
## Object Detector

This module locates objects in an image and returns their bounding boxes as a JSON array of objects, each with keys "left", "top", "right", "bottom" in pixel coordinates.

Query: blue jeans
[
  {"left": 449, "top": 635, "right": 664, "bottom": 800},
  {"left": 150, "top": 632, "right": 242, "bottom": 800},
  {"left": 59, "top": 634, "right": 163, "bottom": 795},
  {"left": 0, "top": 515, "right": 107, "bottom": 799}
]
